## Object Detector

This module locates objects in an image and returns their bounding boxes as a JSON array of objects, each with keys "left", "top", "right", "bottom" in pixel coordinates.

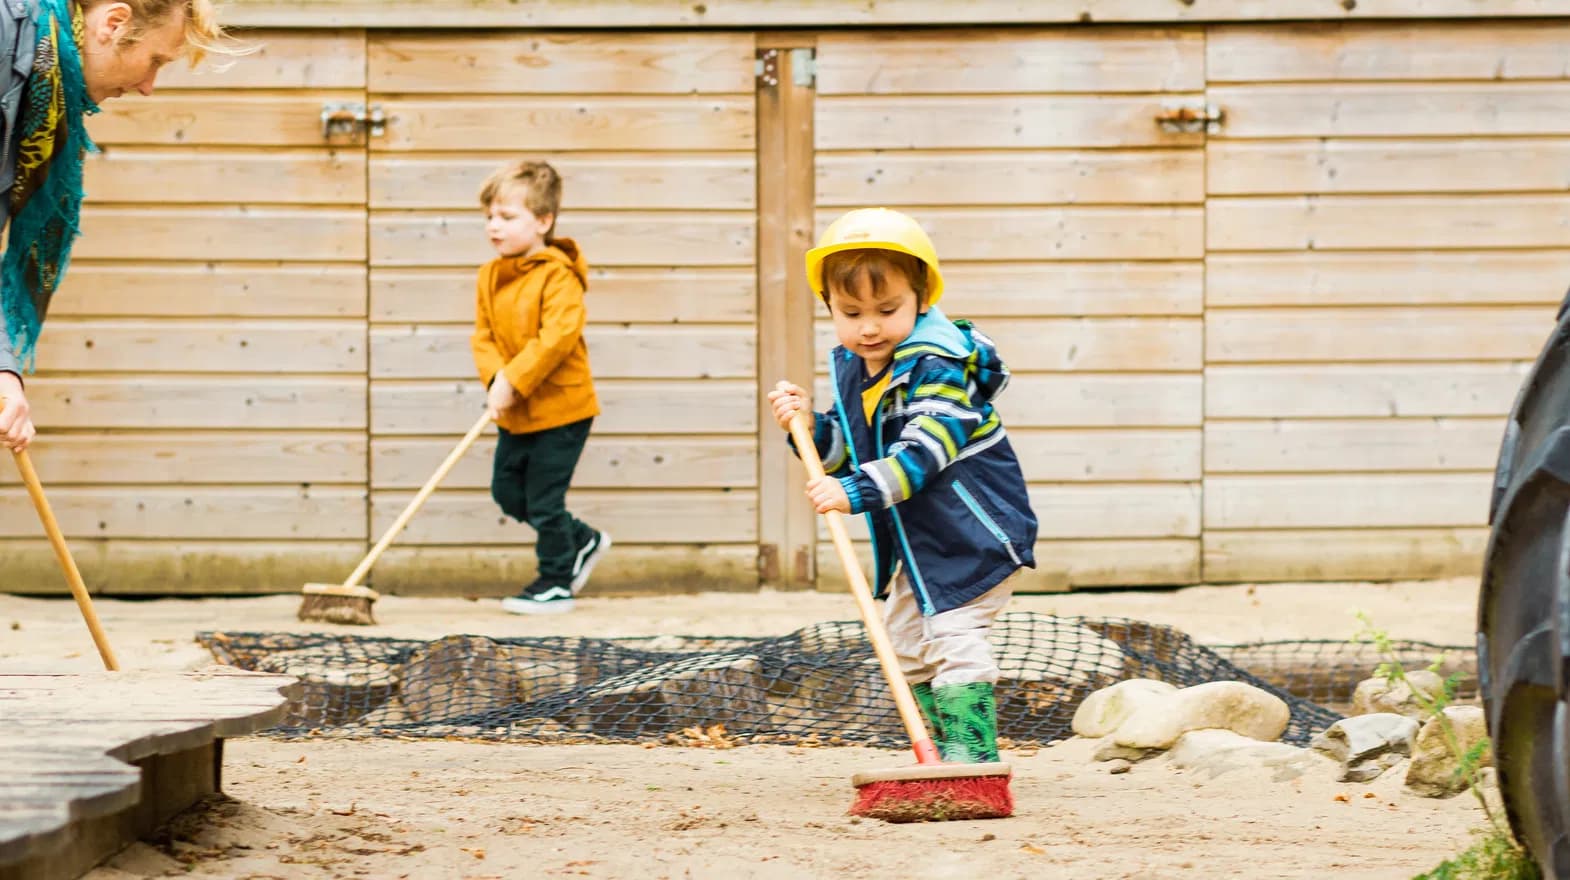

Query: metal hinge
[
  {"left": 1155, "top": 100, "right": 1224, "bottom": 135},
  {"left": 790, "top": 48, "right": 816, "bottom": 88},
  {"left": 755, "top": 48, "right": 816, "bottom": 89},
  {"left": 321, "top": 102, "right": 386, "bottom": 140}
]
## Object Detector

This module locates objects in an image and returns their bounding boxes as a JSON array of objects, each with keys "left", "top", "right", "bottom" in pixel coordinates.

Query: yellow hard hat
[{"left": 805, "top": 208, "right": 944, "bottom": 305}]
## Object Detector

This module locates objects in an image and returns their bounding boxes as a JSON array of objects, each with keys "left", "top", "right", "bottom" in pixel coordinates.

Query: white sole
[
  {"left": 500, "top": 596, "right": 576, "bottom": 615},
  {"left": 570, "top": 531, "right": 612, "bottom": 593}
]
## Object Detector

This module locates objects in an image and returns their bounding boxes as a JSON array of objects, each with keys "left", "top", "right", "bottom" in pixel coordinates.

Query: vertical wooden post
[{"left": 755, "top": 34, "right": 819, "bottom": 589}]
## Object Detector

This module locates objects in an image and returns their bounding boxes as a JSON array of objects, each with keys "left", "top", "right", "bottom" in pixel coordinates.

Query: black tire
[{"left": 1480, "top": 292, "right": 1570, "bottom": 879}]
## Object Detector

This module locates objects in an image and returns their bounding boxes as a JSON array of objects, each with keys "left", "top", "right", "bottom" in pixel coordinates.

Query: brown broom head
[
  {"left": 849, "top": 762, "right": 1013, "bottom": 822},
  {"left": 298, "top": 583, "right": 380, "bottom": 626}
]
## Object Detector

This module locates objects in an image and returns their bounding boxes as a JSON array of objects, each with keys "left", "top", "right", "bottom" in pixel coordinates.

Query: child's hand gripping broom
[
  {"left": 3, "top": 413, "right": 119, "bottom": 671},
  {"left": 787, "top": 410, "right": 1012, "bottom": 822},
  {"left": 298, "top": 411, "right": 492, "bottom": 625}
]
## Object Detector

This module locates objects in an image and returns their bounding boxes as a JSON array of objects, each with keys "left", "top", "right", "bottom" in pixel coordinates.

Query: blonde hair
[
  {"left": 479, "top": 160, "right": 563, "bottom": 237},
  {"left": 80, "top": 0, "right": 240, "bottom": 66}
]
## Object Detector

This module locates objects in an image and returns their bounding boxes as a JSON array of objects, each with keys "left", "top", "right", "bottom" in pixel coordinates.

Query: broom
[
  {"left": 298, "top": 411, "right": 492, "bottom": 625},
  {"left": 787, "top": 409, "right": 1013, "bottom": 822}
]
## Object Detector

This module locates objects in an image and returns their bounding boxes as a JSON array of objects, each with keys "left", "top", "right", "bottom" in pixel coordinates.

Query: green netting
[{"left": 197, "top": 613, "right": 1473, "bottom": 748}]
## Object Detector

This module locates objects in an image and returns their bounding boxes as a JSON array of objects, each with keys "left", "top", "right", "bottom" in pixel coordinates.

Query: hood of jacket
[
  {"left": 511, "top": 237, "right": 588, "bottom": 289},
  {"left": 890, "top": 306, "right": 1009, "bottom": 404}
]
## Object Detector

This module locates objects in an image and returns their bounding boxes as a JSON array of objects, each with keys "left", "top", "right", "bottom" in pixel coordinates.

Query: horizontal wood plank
[
  {"left": 371, "top": 544, "right": 760, "bottom": 596},
  {"left": 38, "top": 320, "right": 366, "bottom": 374},
  {"left": 814, "top": 317, "right": 1202, "bottom": 372},
  {"left": 1204, "top": 473, "right": 1489, "bottom": 528},
  {"left": 371, "top": 379, "right": 755, "bottom": 435},
  {"left": 370, "top": 155, "right": 754, "bottom": 210},
  {"left": 54, "top": 264, "right": 367, "bottom": 318},
  {"left": 370, "top": 267, "right": 754, "bottom": 324},
  {"left": 815, "top": 373, "right": 1203, "bottom": 428},
  {"left": 76, "top": 207, "right": 366, "bottom": 262},
  {"left": 1205, "top": 364, "right": 1530, "bottom": 419},
  {"left": 823, "top": 484, "right": 1200, "bottom": 540},
  {"left": 0, "top": 539, "right": 366, "bottom": 594},
  {"left": 370, "top": 212, "right": 754, "bottom": 267},
  {"left": 90, "top": 92, "right": 367, "bottom": 146},
  {"left": 86, "top": 148, "right": 366, "bottom": 205},
  {"left": 369, "top": 31, "right": 754, "bottom": 93},
  {"left": 816, "top": 29, "right": 1204, "bottom": 94},
  {"left": 1202, "top": 527, "right": 1487, "bottom": 583},
  {"left": 0, "top": 488, "right": 367, "bottom": 540},
  {"left": 23, "top": 378, "right": 366, "bottom": 430},
  {"left": 1208, "top": 22, "right": 1570, "bottom": 83},
  {"left": 160, "top": 30, "right": 366, "bottom": 88},
  {"left": 1010, "top": 428, "right": 1202, "bottom": 482},
  {"left": 372, "top": 435, "right": 754, "bottom": 489},
  {"left": 1208, "top": 195, "right": 1570, "bottom": 251},
  {"left": 1205, "top": 251, "right": 1570, "bottom": 307},
  {"left": 941, "top": 262, "right": 1203, "bottom": 316},
  {"left": 370, "top": 325, "right": 753, "bottom": 380},
  {"left": 222, "top": 0, "right": 1570, "bottom": 28},
  {"left": 373, "top": 97, "right": 754, "bottom": 152},
  {"left": 1206, "top": 306, "right": 1554, "bottom": 362},
  {"left": 1212, "top": 83, "right": 1570, "bottom": 139},
  {"left": 817, "top": 538, "right": 1201, "bottom": 592},
  {"left": 816, "top": 95, "right": 1203, "bottom": 150},
  {"left": 817, "top": 150, "right": 1204, "bottom": 206},
  {"left": 373, "top": 489, "right": 755, "bottom": 544},
  {"left": 0, "top": 433, "right": 366, "bottom": 485},
  {"left": 1207, "top": 139, "right": 1570, "bottom": 196},
  {"left": 1204, "top": 418, "right": 1505, "bottom": 474},
  {"left": 816, "top": 207, "right": 1203, "bottom": 261}
]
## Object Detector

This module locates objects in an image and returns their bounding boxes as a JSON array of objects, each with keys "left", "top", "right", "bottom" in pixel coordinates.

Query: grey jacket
[{"left": 0, "top": 0, "right": 36, "bottom": 378}]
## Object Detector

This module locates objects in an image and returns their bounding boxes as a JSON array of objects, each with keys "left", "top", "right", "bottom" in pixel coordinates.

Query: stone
[
  {"left": 1311, "top": 714, "right": 1420, "bottom": 782},
  {"left": 1350, "top": 670, "right": 1446, "bottom": 720},
  {"left": 992, "top": 618, "right": 1128, "bottom": 739},
  {"left": 1406, "top": 705, "right": 1491, "bottom": 798},
  {"left": 1111, "top": 681, "right": 1290, "bottom": 750},
  {"left": 1072, "top": 679, "right": 1178, "bottom": 738},
  {"left": 1166, "top": 729, "right": 1331, "bottom": 783},
  {"left": 397, "top": 635, "right": 520, "bottom": 723},
  {"left": 1107, "top": 759, "right": 1132, "bottom": 775},
  {"left": 1094, "top": 738, "right": 1156, "bottom": 763}
]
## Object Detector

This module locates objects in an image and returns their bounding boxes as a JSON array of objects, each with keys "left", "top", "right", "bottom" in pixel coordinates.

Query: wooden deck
[{"left": 0, "top": 668, "right": 298, "bottom": 880}]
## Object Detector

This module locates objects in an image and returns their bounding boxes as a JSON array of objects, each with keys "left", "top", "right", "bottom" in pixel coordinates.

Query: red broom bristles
[{"left": 850, "top": 774, "right": 1014, "bottom": 823}]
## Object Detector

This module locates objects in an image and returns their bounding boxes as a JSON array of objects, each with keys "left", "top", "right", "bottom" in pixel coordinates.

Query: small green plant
[{"left": 1352, "top": 613, "right": 1538, "bottom": 880}]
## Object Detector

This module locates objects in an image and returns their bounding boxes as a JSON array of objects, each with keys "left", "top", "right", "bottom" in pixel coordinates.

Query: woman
[{"left": 0, "top": 0, "right": 229, "bottom": 452}]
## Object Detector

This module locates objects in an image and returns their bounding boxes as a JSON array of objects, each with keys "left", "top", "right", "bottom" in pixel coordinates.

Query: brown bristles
[{"left": 297, "top": 583, "right": 379, "bottom": 626}]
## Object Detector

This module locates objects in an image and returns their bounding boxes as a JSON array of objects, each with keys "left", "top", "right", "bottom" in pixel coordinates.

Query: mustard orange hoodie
[{"left": 471, "top": 238, "right": 600, "bottom": 434}]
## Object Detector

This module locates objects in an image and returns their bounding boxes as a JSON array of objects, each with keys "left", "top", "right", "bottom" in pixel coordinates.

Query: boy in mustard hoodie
[{"left": 472, "top": 160, "right": 610, "bottom": 614}]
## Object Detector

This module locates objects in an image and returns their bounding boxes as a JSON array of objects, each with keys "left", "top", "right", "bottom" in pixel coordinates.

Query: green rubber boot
[
  {"left": 911, "top": 681, "right": 945, "bottom": 748},
  {"left": 933, "top": 681, "right": 1000, "bottom": 764}
]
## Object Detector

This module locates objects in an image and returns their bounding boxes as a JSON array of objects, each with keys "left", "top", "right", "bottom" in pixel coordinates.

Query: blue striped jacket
[{"left": 803, "top": 307, "right": 1037, "bottom": 615}]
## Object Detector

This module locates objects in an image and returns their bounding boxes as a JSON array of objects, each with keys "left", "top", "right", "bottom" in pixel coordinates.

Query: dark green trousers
[{"left": 491, "top": 417, "right": 595, "bottom": 581}]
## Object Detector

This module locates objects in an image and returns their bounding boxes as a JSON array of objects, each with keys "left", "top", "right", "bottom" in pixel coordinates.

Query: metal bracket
[
  {"left": 756, "top": 49, "right": 780, "bottom": 88},
  {"left": 790, "top": 48, "right": 816, "bottom": 88},
  {"left": 321, "top": 102, "right": 386, "bottom": 140},
  {"left": 1155, "top": 100, "right": 1224, "bottom": 135}
]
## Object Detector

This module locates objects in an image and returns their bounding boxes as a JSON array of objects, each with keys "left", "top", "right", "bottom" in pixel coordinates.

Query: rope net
[{"left": 197, "top": 613, "right": 1474, "bottom": 748}]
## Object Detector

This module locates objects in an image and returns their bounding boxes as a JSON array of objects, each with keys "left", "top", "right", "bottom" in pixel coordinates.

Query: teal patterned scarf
[{"left": 2, "top": 0, "right": 97, "bottom": 370}]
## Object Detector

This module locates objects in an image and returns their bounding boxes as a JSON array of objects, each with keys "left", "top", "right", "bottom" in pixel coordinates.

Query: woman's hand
[{"left": 0, "top": 372, "right": 35, "bottom": 453}]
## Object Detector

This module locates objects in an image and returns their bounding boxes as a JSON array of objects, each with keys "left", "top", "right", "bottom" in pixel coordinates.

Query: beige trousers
[{"left": 881, "top": 570, "right": 1014, "bottom": 688}]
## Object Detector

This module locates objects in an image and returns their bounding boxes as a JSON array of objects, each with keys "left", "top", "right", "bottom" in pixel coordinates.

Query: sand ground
[{"left": 0, "top": 576, "right": 1489, "bottom": 879}]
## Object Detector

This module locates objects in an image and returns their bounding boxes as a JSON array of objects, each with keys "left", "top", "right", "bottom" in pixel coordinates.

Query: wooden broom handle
[
  {"left": 9, "top": 447, "right": 120, "bottom": 671},
  {"left": 788, "top": 410, "right": 941, "bottom": 764},
  {"left": 342, "top": 411, "right": 492, "bottom": 589}
]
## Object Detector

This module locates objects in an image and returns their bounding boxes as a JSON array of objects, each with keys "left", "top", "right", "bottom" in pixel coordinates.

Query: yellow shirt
[{"left": 861, "top": 366, "right": 891, "bottom": 425}]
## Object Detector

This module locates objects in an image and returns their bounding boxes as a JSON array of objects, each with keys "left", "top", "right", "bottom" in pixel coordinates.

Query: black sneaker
[
  {"left": 501, "top": 578, "right": 575, "bottom": 615},
  {"left": 569, "top": 529, "right": 611, "bottom": 594}
]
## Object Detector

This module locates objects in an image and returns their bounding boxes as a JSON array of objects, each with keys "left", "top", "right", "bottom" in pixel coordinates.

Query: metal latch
[
  {"left": 321, "top": 102, "right": 386, "bottom": 139},
  {"left": 1155, "top": 100, "right": 1224, "bottom": 134}
]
